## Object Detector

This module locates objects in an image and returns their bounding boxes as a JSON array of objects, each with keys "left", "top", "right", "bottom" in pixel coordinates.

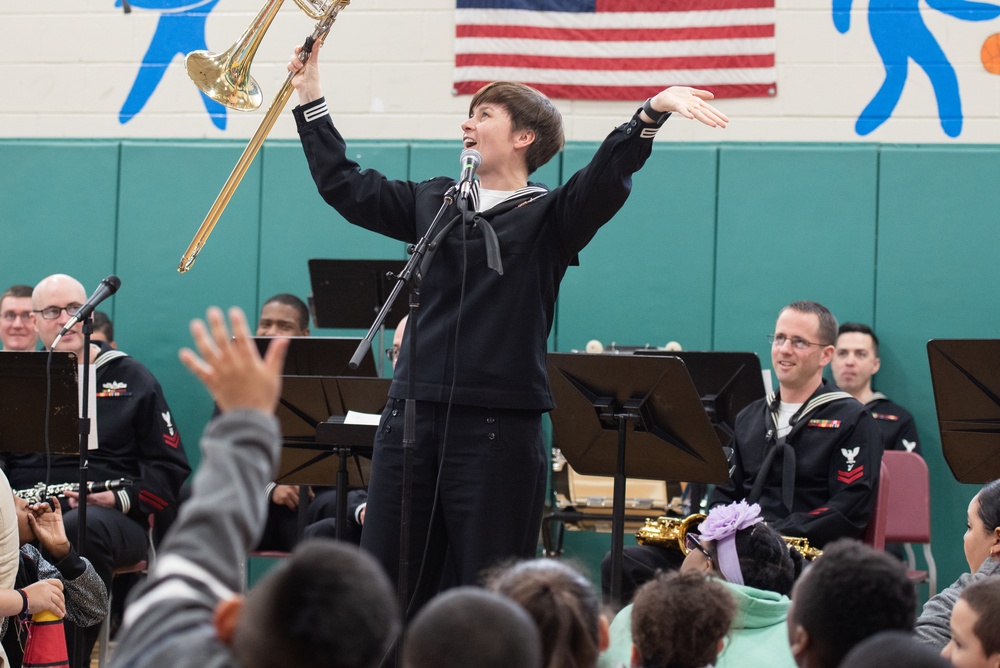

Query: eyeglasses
[
  {"left": 767, "top": 334, "right": 831, "bottom": 351},
  {"left": 32, "top": 303, "right": 83, "bottom": 321},
  {"left": 385, "top": 347, "right": 400, "bottom": 363},
  {"left": 685, "top": 532, "right": 713, "bottom": 563},
  {"left": 1, "top": 311, "right": 32, "bottom": 322}
]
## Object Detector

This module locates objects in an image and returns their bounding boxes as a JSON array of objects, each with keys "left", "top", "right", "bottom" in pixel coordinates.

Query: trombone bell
[
  {"left": 184, "top": 0, "right": 286, "bottom": 111},
  {"left": 185, "top": 50, "right": 263, "bottom": 112}
]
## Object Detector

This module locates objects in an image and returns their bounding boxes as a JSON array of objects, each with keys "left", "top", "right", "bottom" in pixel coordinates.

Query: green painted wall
[{"left": 3, "top": 137, "right": 997, "bottom": 600}]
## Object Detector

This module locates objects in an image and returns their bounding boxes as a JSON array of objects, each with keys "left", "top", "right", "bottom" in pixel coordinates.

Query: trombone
[{"left": 177, "top": 0, "right": 352, "bottom": 274}]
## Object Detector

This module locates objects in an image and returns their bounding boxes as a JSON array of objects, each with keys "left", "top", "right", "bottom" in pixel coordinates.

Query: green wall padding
[
  {"left": 714, "top": 144, "right": 879, "bottom": 362},
  {"left": 557, "top": 143, "right": 719, "bottom": 353}
]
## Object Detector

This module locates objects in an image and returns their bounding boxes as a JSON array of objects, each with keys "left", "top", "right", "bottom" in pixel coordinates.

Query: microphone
[
  {"left": 53, "top": 275, "right": 121, "bottom": 346},
  {"left": 458, "top": 148, "right": 482, "bottom": 201}
]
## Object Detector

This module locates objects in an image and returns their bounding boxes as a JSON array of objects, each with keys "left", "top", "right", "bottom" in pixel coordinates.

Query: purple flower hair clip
[{"left": 697, "top": 500, "right": 763, "bottom": 586}]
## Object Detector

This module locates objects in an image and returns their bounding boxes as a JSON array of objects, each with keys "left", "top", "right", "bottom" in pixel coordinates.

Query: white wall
[{"left": 1, "top": 0, "right": 998, "bottom": 142}]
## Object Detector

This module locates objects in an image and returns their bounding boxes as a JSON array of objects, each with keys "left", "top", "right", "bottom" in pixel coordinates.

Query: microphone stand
[
  {"left": 74, "top": 317, "right": 94, "bottom": 668},
  {"left": 76, "top": 318, "right": 94, "bottom": 554},
  {"left": 349, "top": 184, "right": 466, "bottom": 619}
]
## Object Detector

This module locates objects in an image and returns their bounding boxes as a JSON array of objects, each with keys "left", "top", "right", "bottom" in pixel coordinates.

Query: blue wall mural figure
[
  {"left": 118, "top": 0, "right": 227, "bottom": 129},
  {"left": 833, "top": 0, "right": 1000, "bottom": 138}
]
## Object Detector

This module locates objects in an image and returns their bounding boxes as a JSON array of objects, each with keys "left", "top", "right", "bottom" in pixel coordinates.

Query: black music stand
[
  {"left": 309, "top": 259, "right": 408, "bottom": 374},
  {"left": 254, "top": 336, "right": 377, "bottom": 379},
  {"left": 546, "top": 352, "right": 729, "bottom": 606},
  {"left": 0, "top": 351, "right": 79, "bottom": 455},
  {"left": 634, "top": 350, "right": 765, "bottom": 507},
  {"left": 272, "top": 375, "right": 391, "bottom": 540},
  {"left": 927, "top": 339, "right": 1000, "bottom": 483}
]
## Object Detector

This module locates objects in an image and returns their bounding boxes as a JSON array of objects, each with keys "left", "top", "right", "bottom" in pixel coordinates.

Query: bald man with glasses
[
  {"left": 1, "top": 273, "right": 190, "bottom": 667},
  {"left": 605, "top": 301, "right": 883, "bottom": 606}
]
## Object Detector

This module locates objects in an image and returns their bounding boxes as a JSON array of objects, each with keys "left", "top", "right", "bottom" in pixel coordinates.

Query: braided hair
[{"left": 732, "top": 522, "right": 802, "bottom": 596}]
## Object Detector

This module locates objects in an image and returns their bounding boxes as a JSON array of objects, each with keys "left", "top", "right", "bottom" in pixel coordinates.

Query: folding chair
[
  {"left": 862, "top": 460, "right": 890, "bottom": 551},
  {"left": 97, "top": 515, "right": 155, "bottom": 667},
  {"left": 882, "top": 451, "right": 938, "bottom": 597}
]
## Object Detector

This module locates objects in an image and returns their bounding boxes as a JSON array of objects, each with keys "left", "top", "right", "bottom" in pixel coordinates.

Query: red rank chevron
[
  {"left": 139, "top": 490, "right": 167, "bottom": 511},
  {"left": 164, "top": 433, "right": 180, "bottom": 449},
  {"left": 837, "top": 464, "right": 865, "bottom": 484}
]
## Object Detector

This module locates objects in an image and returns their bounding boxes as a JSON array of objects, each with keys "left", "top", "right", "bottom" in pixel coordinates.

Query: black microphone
[
  {"left": 54, "top": 275, "right": 121, "bottom": 344},
  {"left": 458, "top": 148, "right": 482, "bottom": 201}
]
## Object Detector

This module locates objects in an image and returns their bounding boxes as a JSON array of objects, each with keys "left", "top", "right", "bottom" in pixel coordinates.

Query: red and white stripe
[{"left": 454, "top": 0, "right": 776, "bottom": 100}]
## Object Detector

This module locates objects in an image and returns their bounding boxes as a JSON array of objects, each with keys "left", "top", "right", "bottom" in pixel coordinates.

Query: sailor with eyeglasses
[
  {"left": 604, "top": 301, "right": 882, "bottom": 606},
  {"left": 0, "top": 273, "right": 191, "bottom": 667}
]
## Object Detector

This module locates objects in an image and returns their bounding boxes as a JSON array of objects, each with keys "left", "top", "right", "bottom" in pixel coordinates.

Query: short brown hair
[
  {"left": 631, "top": 570, "right": 735, "bottom": 668},
  {"left": 1, "top": 284, "right": 33, "bottom": 308},
  {"left": 961, "top": 578, "right": 1000, "bottom": 656},
  {"left": 782, "top": 300, "right": 838, "bottom": 346},
  {"left": 469, "top": 82, "right": 564, "bottom": 174}
]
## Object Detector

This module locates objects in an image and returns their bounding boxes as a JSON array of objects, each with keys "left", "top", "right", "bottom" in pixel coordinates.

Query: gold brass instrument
[
  {"left": 177, "top": 0, "right": 352, "bottom": 274},
  {"left": 635, "top": 513, "right": 706, "bottom": 555},
  {"left": 635, "top": 513, "right": 823, "bottom": 561}
]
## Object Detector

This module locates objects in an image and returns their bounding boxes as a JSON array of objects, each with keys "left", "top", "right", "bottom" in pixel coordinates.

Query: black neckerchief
[
  {"left": 439, "top": 185, "right": 547, "bottom": 277},
  {"left": 748, "top": 380, "right": 853, "bottom": 512}
]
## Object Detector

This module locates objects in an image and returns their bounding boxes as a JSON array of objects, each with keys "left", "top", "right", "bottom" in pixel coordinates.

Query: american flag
[{"left": 454, "top": 0, "right": 776, "bottom": 101}]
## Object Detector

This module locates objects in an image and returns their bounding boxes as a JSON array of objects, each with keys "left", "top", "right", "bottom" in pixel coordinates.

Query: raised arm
[
  {"left": 180, "top": 306, "right": 288, "bottom": 414},
  {"left": 288, "top": 38, "right": 325, "bottom": 107},
  {"left": 641, "top": 86, "right": 729, "bottom": 128}
]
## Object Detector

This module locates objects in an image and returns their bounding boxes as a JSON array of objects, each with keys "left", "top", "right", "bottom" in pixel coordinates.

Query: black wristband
[
  {"left": 642, "top": 98, "right": 671, "bottom": 126},
  {"left": 16, "top": 589, "right": 28, "bottom": 617}
]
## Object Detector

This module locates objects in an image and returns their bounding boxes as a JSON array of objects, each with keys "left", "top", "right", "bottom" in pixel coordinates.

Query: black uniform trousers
[{"left": 361, "top": 398, "right": 547, "bottom": 618}]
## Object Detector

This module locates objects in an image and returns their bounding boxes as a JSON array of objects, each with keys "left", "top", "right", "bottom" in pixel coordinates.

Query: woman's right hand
[
  {"left": 23, "top": 579, "right": 66, "bottom": 618},
  {"left": 288, "top": 39, "right": 324, "bottom": 106}
]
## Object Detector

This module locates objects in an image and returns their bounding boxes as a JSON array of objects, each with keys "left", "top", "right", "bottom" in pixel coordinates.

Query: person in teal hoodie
[{"left": 600, "top": 500, "right": 803, "bottom": 668}]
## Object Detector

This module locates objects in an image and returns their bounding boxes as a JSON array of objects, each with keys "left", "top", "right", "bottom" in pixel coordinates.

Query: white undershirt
[
  {"left": 477, "top": 187, "right": 517, "bottom": 212},
  {"left": 776, "top": 401, "right": 803, "bottom": 439}
]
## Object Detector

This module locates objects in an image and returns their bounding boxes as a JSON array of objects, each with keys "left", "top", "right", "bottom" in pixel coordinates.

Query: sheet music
[{"left": 345, "top": 410, "right": 381, "bottom": 426}]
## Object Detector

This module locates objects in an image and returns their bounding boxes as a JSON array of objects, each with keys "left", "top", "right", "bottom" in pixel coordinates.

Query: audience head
[
  {"left": 787, "top": 539, "right": 916, "bottom": 668},
  {"left": 221, "top": 539, "right": 399, "bottom": 668},
  {"left": 256, "top": 294, "right": 310, "bottom": 337},
  {"left": 403, "top": 586, "right": 542, "bottom": 668},
  {"left": 943, "top": 578, "right": 1000, "bottom": 668},
  {"left": 468, "top": 81, "right": 564, "bottom": 175},
  {"left": 91, "top": 309, "right": 117, "bottom": 349},
  {"left": 630, "top": 570, "right": 736, "bottom": 668},
  {"left": 485, "top": 558, "right": 607, "bottom": 668},
  {"left": 832, "top": 322, "right": 881, "bottom": 397},
  {"left": 966, "top": 479, "right": 1000, "bottom": 573},
  {"left": 681, "top": 500, "right": 801, "bottom": 597},
  {"left": 842, "top": 630, "right": 950, "bottom": 668},
  {"left": 31, "top": 274, "right": 89, "bottom": 359},
  {"left": 1, "top": 284, "right": 37, "bottom": 352},
  {"left": 773, "top": 301, "right": 837, "bottom": 397}
]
